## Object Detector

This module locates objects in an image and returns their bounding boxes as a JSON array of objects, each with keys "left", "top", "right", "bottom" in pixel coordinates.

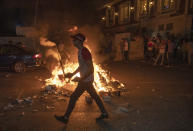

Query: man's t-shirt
[
  {"left": 78, "top": 47, "right": 94, "bottom": 82},
  {"left": 124, "top": 41, "right": 129, "bottom": 51}
]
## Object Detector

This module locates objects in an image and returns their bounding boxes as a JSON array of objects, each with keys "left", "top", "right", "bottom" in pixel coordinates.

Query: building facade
[
  {"left": 98, "top": 0, "right": 193, "bottom": 61},
  {"left": 100, "top": 0, "right": 193, "bottom": 36}
]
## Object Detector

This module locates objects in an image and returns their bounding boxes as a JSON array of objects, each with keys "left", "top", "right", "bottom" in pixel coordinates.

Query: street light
[
  {"left": 130, "top": 6, "right": 135, "bottom": 12},
  {"left": 101, "top": 17, "right": 106, "bottom": 21},
  {"left": 115, "top": 12, "right": 119, "bottom": 16},
  {"left": 149, "top": 1, "right": 154, "bottom": 7}
]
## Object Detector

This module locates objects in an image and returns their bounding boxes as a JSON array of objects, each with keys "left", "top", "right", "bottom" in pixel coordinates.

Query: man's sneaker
[
  {"left": 96, "top": 113, "right": 109, "bottom": 121},
  {"left": 54, "top": 115, "right": 68, "bottom": 124}
]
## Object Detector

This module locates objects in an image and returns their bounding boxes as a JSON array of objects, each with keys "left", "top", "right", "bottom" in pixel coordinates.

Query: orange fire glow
[{"left": 45, "top": 62, "right": 124, "bottom": 92}]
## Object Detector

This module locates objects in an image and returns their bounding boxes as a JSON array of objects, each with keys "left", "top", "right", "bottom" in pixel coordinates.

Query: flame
[
  {"left": 45, "top": 62, "right": 124, "bottom": 92},
  {"left": 68, "top": 26, "right": 78, "bottom": 32}
]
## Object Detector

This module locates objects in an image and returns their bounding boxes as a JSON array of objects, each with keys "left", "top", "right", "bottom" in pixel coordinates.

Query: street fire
[
  {"left": 45, "top": 61, "right": 125, "bottom": 93},
  {"left": 41, "top": 27, "right": 125, "bottom": 93}
]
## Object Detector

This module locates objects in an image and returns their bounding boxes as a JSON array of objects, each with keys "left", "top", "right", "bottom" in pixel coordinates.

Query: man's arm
[
  {"left": 72, "top": 67, "right": 80, "bottom": 76},
  {"left": 65, "top": 67, "right": 80, "bottom": 78}
]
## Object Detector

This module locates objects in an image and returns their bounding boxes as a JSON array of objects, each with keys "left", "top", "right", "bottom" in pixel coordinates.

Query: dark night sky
[{"left": 0, "top": 0, "right": 109, "bottom": 35}]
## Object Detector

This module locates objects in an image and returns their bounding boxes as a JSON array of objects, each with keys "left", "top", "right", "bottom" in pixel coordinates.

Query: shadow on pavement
[
  {"left": 96, "top": 120, "right": 114, "bottom": 131},
  {"left": 60, "top": 125, "right": 67, "bottom": 131}
]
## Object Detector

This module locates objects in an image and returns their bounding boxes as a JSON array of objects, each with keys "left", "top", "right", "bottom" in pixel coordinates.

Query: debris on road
[
  {"left": 11, "top": 99, "right": 24, "bottom": 105},
  {"left": 46, "top": 106, "right": 55, "bottom": 110},
  {"left": 45, "top": 85, "right": 56, "bottom": 91},
  {"left": 57, "top": 96, "right": 66, "bottom": 101},
  {"left": 33, "top": 95, "right": 37, "bottom": 99},
  {"left": 21, "top": 112, "right": 25, "bottom": 116},
  {"left": 38, "top": 78, "right": 43, "bottom": 81},
  {"left": 102, "top": 96, "right": 111, "bottom": 102},
  {"left": 24, "top": 97, "right": 32, "bottom": 103},
  {"left": 116, "top": 106, "right": 129, "bottom": 113},
  {"left": 32, "top": 109, "right": 38, "bottom": 113},
  {"left": 3, "top": 103, "right": 14, "bottom": 111},
  {"left": 85, "top": 96, "right": 93, "bottom": 105},
  {"left": 5, "top": 74, "right": 11, "bottom": 78}
]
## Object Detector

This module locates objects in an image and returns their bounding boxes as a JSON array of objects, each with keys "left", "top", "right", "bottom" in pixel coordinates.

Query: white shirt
[
  {"left": 124, "top": 41, "right": 128, "bottom": 51},
  {"left": 78, "top": 47, "right": 94, "bottom": 82}
]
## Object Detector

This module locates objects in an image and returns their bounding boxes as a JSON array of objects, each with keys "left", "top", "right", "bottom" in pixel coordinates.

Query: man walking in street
[{"left": 54, "top": 33, "right": 108, "bottom": 124}]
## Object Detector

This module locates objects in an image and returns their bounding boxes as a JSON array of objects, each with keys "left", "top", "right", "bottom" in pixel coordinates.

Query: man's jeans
[{"left": 64, "top": 81, "right": 107, "bottom": 118}]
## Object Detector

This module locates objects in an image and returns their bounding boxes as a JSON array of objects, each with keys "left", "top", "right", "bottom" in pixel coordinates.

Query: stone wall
[
  {"left": 114, "top": 32, "right": 144, "bottom": 61},
  {"left": 129, "top": 37, "right": 144, "bottom": 60}
]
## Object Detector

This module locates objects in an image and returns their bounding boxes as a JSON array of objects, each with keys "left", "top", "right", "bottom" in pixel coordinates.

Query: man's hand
[
  {"left": 65, "top": 73, "right": 74, "bottom": 79},
  {"left": 72, "top": 77, "right": 81, "bottom": 82}
]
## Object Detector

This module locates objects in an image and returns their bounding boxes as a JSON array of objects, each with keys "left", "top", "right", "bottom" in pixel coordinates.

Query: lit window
[
  {"left": 162, "top": 0, "right": 175, "bottom": 10},
  {"left": 140, "top": 0, "right": 148, "bottom": 16},
  {"left": 120, "top": 4, "right": 129, "bottom": 22}
]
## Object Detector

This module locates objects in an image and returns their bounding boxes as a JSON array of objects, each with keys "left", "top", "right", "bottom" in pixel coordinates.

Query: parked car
[{"left": 0, "top": 44, "right": 42, "bottom": 72}]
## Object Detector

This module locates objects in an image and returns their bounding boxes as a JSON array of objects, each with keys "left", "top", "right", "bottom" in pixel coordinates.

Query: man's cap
[{"left": 70, "top": 33, "right": 86, "bottom": 42}]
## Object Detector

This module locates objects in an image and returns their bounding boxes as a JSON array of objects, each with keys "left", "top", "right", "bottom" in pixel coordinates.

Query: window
[
  {"left": 191, "top": 0, "right": 193, "bottom": 8},
  {"left": 162, "top": 0, "right": 175, "bottom": 11},
  {"left": 166, "top": 23, "right": 173, "bottom": 30},
  {"left": 158, "top": 24, "right": 164, "bottom": 31},
  {"left": 140, "top": 0, "right": 148, "bottom": 16},
  {"left": 149, "top": 0, "right": 155, "bottom": 16},
  {"left": 109, "top": 7, "right": 115, "bottom": 25},
  {"left": 106, "top": 7, "right": 115, "bottom": 26},
  {"left": 115, "top": 6, "right": 119, "bottom": 25},
  {"left": 120, "top": 4, "right": 129, "bottom": 22}
]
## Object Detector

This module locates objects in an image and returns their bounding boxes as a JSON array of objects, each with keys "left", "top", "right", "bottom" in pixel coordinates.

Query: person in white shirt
[
  {"left": 122, "top": 38, "right": 129, "bottom": 62},
  {"left": 54, "top": 33, "right": 108, "bottom": 124}
]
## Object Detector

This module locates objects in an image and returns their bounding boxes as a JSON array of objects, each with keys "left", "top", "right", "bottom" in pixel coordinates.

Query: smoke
[
  {"left": 45, "top": 49, "right": 60, "bottom": 61},
  {"left": 38, "top": 35, "right": 62, "bottom": 71},
  {"left": 36, "top": 23, "right": 109, "bottom": 72},
  {"left": 40, "top": 37, "right": 56, "bottom": 47},
  {"left": 78, "top": 25, "right": 108, "bottom": 63}
]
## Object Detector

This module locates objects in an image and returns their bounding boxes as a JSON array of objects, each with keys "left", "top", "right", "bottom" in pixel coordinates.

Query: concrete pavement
[{"left": 0, "top": 61, "right": 192, "bottom": 131}]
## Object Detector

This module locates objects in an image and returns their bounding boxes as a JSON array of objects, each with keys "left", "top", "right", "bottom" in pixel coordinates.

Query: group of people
[{"left": 144, "top": 34, "right": 193, "bottom": 67}]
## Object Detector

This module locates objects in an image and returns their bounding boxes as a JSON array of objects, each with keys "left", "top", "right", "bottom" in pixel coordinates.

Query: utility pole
[{"left": 34, "top": 0, "right": 39, "bottom": 25}]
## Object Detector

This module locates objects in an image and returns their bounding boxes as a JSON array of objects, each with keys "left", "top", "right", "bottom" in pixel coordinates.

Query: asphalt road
[{"left": 0, "top": 61, "right": 193, "bottom": 131}]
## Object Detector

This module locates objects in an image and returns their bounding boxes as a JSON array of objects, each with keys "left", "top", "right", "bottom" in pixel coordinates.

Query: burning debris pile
[
  {"left": 39, "top": 25, "right": 126, "bottom": 95},
  {"left": 44, "top": 62, "right": 126, "bottom": 95},
  {"left": 0, "top": 63, "right": 129, "bottom": 116}
]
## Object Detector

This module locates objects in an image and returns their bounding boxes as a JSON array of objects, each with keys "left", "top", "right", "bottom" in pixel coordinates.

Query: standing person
[
  {"left": 147, "top": 38, "right": 155, "bottom": 63},
  {"left": 54, "top": 33, "right": 108, "bottom": 124},
  {"left": 167, "top": 39, "right": 175, "bottom": 67},
  {"left": 122, "top": 38, "right": 129, "bottom": 62},
  {"left": 154, "top": 39, "right": 166, "bottom": 66},
  {"left": 155, "top": 36, "right": 161, "bottom": 57},
  {"left": 143, "top": 35, "right": 148, "bottom": 60}
]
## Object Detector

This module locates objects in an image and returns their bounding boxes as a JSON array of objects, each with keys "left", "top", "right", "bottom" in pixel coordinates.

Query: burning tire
[{"left": 12, "top": 62, "right": 25, "bottom": 73}]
